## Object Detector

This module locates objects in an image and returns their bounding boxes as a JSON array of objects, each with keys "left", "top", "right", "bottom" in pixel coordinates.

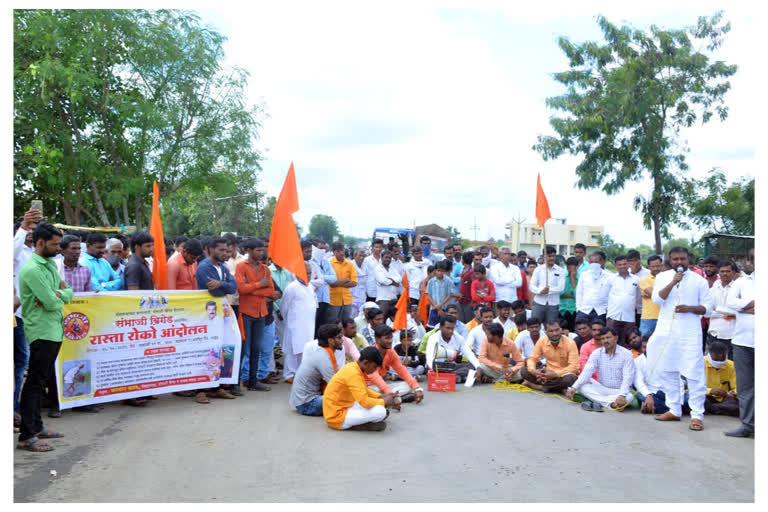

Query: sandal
[
  {"left": 689, "top": 419, "right": 704, "bottom": 431},
  {"left": 195, "top": 392, "right": 210, "bottom": 404},
  {"left": 17, "top": 436, "right": 54, "bottom": 452},
  {"left": 36, "top": 428, "right": 64, "bottom": 439},
  {"left": 124, "top": 398, "right": 148, "bottom": 407},
  {"left": 173, "top": 391, "right": 195, "bottom": 398},
  {"left": 207, "top": 388, "right": 236, "bottom": 399}
]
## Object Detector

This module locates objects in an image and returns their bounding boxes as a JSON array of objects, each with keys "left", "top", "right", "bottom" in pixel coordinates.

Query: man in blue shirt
[{"left": 82, "top": 232, "right": 123, "bottom": 291}]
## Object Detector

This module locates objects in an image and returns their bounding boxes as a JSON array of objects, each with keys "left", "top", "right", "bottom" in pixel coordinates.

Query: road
[{"left": 14, "top": 383, "right": 754, "bottom": 502}]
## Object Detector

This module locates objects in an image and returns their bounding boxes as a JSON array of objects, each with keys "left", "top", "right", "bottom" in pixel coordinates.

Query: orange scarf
[{"left": 320, "top": 346, "right": 338, "bottom": 394}]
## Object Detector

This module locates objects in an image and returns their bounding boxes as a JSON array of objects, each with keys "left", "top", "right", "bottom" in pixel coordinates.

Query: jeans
[
  {"left": 531, "top": 303, "right": 559, "bottom": 326},
  {"left": 639, "top": 319, "right": 657, "bottom": 338},
  {"left": 19, "top": 340, "right": 62, "bottom": 441},
  {"left": 14, "top": 316, "right": 29, "bottom": 413},
  {"left": 258, "top": 321, "right": 276, "bottom": 380},
  {"left": 296, "top": 395, "right": 324, "bottom": 416},
  {"left": 733, "top": 344, "right": 754, "bottom": 431},
  {"left": 649, "top": 389, "right": 689, "bottom": 415},
  {"left": 241, "top": 314, "right": 266, "bottom": 385},
  {"left": 326, "top": 304, "right": 351, "bottom": 324},
  {"left": 559, "top": 311, "right": 576, "bottom": 332}
]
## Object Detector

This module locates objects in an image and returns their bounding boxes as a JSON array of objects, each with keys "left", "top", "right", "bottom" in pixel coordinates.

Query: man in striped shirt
[{"left": 566, "top": 326, "right": 636, "bottom": 411}]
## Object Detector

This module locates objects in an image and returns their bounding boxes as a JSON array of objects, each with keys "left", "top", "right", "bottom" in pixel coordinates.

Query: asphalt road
[{"left": 14, "top": 382, "right": 754, "bottom": 502}]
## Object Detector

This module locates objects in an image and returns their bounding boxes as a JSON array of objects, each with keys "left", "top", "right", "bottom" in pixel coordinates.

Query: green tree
[
  {"left": 533, "top": 13, "right": 737, "bottom": 253},
  {"left": 685, "top": 170, "right": 754, "bottom": 235},
  {"left": 596, "top": 234, "right": 626, "bottom": 263},
  {"left": 445, "top": 225, "right": 463, "bottom": 245},
  {"left": 308, "top": 214, "right": 340, "bottom": 243},
  {"left": 662, "top": 236, "right": 703, "bottom": 258},
  {"left": 14, "top": 9, "right": 264, "bottom": 229}
]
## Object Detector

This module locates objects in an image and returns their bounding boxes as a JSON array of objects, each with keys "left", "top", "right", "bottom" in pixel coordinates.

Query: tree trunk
[
  {"left": 122, "top": 198, "right": 130, "bottom": 226},
  {"left": 89, "top": 177, "right": 111, "bottom": 226},
  {"left": 652, "top": 174, "right": 662, "bottom": 254},
  {"left": 62, "top": 199, "right": 76, "bottom": 225},
  {"left": 134, "top": 196, "right": 143, "bottom": 231}
]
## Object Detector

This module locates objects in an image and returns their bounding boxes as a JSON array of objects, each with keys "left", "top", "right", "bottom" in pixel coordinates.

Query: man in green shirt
[
  {"left": 17, "top": 223, "right": 74, "bottom": 452},
  {"left": 560, "top": 257, "right": 579, "bottom": 332}
]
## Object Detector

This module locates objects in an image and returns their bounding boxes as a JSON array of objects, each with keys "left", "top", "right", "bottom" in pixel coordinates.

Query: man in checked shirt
[{"left": 566, "top": 326, "right": 636, "bottom": 411}]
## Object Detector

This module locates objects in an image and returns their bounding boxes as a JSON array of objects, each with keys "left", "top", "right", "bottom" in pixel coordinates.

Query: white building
[{"left": 506, "top": 220, "right": 603, "bottom": 257}]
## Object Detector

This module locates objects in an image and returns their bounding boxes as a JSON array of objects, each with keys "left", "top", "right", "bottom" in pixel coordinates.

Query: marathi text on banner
[{"left": 55, "top": 290, "right": 241, "bottom": 409}]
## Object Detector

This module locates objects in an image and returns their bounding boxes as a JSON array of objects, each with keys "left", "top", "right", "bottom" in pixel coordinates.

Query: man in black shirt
[{"left": 124, "top": 232, "right": 155, "bottom": 291}]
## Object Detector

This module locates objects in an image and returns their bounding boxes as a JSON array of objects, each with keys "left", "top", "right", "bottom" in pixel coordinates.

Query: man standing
[
  {"left": 627, "top": 249, "right": 650, "bottom": 326},
  {"left": 363, "top": 238, "right": 384, "bottom": 302},
  {"left": 425, "top": 260, "right": 459, "bottom": 327},
  {"left": 224, "top": 233, "right": 246, "bottom": 318},
  {"left": 323, "top": 346, "right": 399, "bottom": 431},
  {"left": 639, "top": 255, "right": 663, "bottom": 338},
  {"left": 281, "top": 262, "right": 318, "bottom": 383},
  {"left": 706, "top": 261, "right": 738, "bottom": 358},
  {"left": 605, "top": 255, "right": 642, "bottom": 348},
  {"left": 56, "top": 235, "right": 92, "bottom": 293},
  {"left": 559, "top": 257, "right": 579, "bottom": 332},
  {"left": 167, "top": 239, "right": 203, "bottom": 291},
  {"left": 349, "top": 249, "right": 367, "bottom": 320},
  {"left": 520, "top": 320, "right": 579, "bottom": 393},
  {"left": 124, "top": 232, "right": 155, "bottom": 291},
  {"left": 374, "top": 250, "right": 401, "bottom": 318},
  {"left": 327, "top": 242, "right": 357, "bottom": 323},
  {"left": 269, "top": 259, "right": 295, "bottom": 364},
  {"left": 83, "top": 232, "right": 123, "bottom": 292},
  {"left": 235, "top": 238, "right": 275, "bottom": 392},
  {"left": 528, "top": 246, "right": 565, "bottom": 325},
  {"left": 573, "top": 243, "right": 589, "bottom": 278},
  {"left": 457, "top": 252, "right": 476, "bottom": 323},
  {"left": 289, "top": 324, "right": 344, "bottom": 416},
  {"left": 105, "top": 238, "right": 126, "bottom": 280},
  {"left": 405, "top": 246, "right": 430, "bottom": 303},
  {"left": 575, "top": 251, "right": 612, "bottom": 324},
  {"left": 311, "top": 240, "right": 337, "bottom": 337},
  {"left": 17, "top": 223, "right": 73, "bottom": 452},
  {"left": 195, "top": 237, "right": 238, "bottom": 402},
  {"left": 489, "top": 247, "right": 523, "bottom": 304},
  {"left": 647, "top": 247, "right": 713, "bottom": 432},
  {"left": 725, "top": 251, "right": 754, "bottom": 438}
]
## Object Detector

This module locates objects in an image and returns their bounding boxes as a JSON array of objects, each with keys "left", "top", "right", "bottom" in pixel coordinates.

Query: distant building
[{"left": 506, "top": 220, "right": 603, "bottom": 257}]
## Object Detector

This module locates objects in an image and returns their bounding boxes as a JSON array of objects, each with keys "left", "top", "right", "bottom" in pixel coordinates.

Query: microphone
[{"left": 675, "top": 266, "right": 685, "bottom": 287}]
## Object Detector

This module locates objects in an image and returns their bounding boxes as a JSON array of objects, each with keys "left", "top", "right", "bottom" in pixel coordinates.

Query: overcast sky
[{"left": 197, "top": 2, "right": 756, "bottom": 247}]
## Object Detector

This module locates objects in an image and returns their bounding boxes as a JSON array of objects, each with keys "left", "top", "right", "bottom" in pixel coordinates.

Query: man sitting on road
[
  {"left": 424, "top": 315, "right": 480, "bottom": 383},
  {"left": 521, "top": 320, "right": 579, "bottom": 393},
  {"left": 514, "top": 315, "right": 542, "bottom": 361},
  {"left": 290, "top": 324, "right": 345, "bottom": 416},
  {"left": 466, "top": 306, "right": 496, "bottom": 356},
  {"left": 365, "top": 325, "right": 425, "bottom": 404},
  {"left": 493, "top": 300, "right": 516, "bottom": 337},
  {"left": 579, "top": 320, "right": 606, "bottom": 380},
  {"left": 704, "top": 341, "right": 739, "bottom": 417},
  {"left": 477, "top": 323, "right": 524, "bottom": 384},
  {"left": 323, "top": 347, "right": 400, "bottom": 431},
  {"left": 566, "top": 327, "right": 636, "bottom": 411}
]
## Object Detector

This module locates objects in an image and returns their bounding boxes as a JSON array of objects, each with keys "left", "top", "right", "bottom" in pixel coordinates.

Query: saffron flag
[
  {"left": 150, "top": 181, "right": 168, "bottom": 289},
  {"left": 392, "top": 272, "right": 410, "bottom": 331},
  {"left": 535, "top": 173, "right": 552, "bottom": 228},
  {"left": 268, "top": 163, "right": 307, "bottom": 283}
]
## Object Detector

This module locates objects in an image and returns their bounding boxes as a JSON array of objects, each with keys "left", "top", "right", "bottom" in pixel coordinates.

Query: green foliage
[
  {"left": 307, "top": 214, "right": 340, "bottom": 244},
  {"left": 14, "top": 9, "right": 264, "bottom": 230},
  {"left": 596, "top": 234, "right": 626, "bottom": 263},
  {"left": 533, "top": 12, "right": 736, "bottom": 253},
  {"left": 684, "top": 170, "right": 754, "bottom": 235},
  {"left": 445, "top": 225, "right": 463, "bottom": 245}
]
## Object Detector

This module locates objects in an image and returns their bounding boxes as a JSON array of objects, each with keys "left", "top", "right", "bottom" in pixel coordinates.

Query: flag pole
[{"left": 543, "top": 222, "right": 548, "bottom": 287}]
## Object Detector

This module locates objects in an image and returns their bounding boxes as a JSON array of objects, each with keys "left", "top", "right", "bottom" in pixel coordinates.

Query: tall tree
[
  {"left": 308, "top": 214, "right": 340, "bottom": 243},
  {"left": 14, "top": 9, "right": 264, "bottom": 229},
  {"left": 445, "top": 225, "right": 463, "bottom": 245},
  {"left": 533, "top": 13, "right": 737, "bottom": 253},
  {"left": 684, "top": 171, "right": 754, "bottom": 235}
]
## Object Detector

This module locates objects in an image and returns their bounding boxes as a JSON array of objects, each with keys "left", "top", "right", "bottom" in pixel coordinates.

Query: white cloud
[{"left": 198, "top": 4, "right": 756, "bottom": 248}]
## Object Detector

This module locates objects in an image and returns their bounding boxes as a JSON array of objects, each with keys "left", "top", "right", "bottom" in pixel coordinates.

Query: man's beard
[{"left": 42, "top": 247, "right": 58, "bottom": 258}]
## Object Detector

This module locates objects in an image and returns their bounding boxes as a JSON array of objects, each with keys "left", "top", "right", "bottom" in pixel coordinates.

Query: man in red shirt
[
  {"left": 365, "top": 325, "right": 424, "bottom": 404},
  {"left": 167, "top": 239, "right": 203, "bottom": 290}
]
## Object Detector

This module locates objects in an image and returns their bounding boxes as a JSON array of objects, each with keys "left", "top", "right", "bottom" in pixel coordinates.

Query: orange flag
[
  {"left": 150, "top": 181, "right": 168, "bottom": 290},
  {"left": 268, "top": 162, "right": 307, "bottom": 283},
  {"left": 392, "top": 272, "right": 410, "bottom": 330},
  {"left": 535, "top": 173, "right": 552, "bottom": 228}
]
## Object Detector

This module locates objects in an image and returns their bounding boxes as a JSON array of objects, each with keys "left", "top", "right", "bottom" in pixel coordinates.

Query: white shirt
[
  {"left": 425, "top": 330, "right": 479, "bottom": 370},
  {"left": 374, "top": 263, "right": 402, "bottom": 301},
  {"left": 405, "top": 259, "right": 430, "bottom": 300},
  {"left": 631, "top": 266, "right": 650, "bottom": 313},
  {"left": 606, "top": 273, "right": 642, "bottom": 322},
  {"left": 14, "top": 227, "right": 34, "bottom": 317},
  {"left": 493, "top": 316, "right": 515, "bottom": 336},
  {"left": 489, "top": 262, "right": 523, "bottom": 302},
  {"left": 362, "top": 254, "right": 382, "bottom": 298},
  {"left": 726, "top": 273, "right": 754, "bottom": 348},
  {"left": 633, "top": 354, "right": 660, "bottom": 395},
  {"left": 529, "top": 264, "right": 566, "bottom": 306},
  {"left": 514, "top": 330, "right": 536, "bottom": 360},
  {"left": 466, "top": 324, "right": 488, "bottom": 355},
  {"left": 351, "top": 260, "right": 368, "bottom": 306},
  {"left": 575, "top": 268, "right": 614, "bottom": 315},
  {"left": 391, "top": 258, "right": 406, "bottom": 294},
  {"left": 707, "top": 279, "right": 737, "bottom": 339}
]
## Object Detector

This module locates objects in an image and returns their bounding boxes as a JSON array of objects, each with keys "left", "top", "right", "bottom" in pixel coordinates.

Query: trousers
[
  {"left": 657, "top": 370, "right": 706, "bottom": 420},
  {"left": 370, "top": 381, "right": 414, "bottom": 396},
  {"left": 19, "top": 340, "right": 62, "bottom": 441},
  {"left": 531, "top": 303, "right": 559, "bottom": 326},
  {"left": 340, "top": 402, "right": 387, "bottom": 429},
  {"left": 578, "top": 379, "right": 633, "bottom": 408},
  {"left": 520, "top": 367, "right": 577, "bottom": 392},
  {"left": 478, "top": 364, "right": 523, "bottom": 383},
  {"left": 733, "top": 344, "right": 754, "bottom": 431},
  {"left": 704, "top": 395, "right": 740, "bottom": 417},
  {"left": 13, "top": 317, "right": 29, "bottom": 412}
]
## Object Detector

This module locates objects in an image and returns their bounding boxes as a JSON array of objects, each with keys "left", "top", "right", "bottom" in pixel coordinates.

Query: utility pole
[
  {"left": 509, "top": 212, "right": 527, "bottom": 252},
  {"left": 471, "top": 216, "right": 479, "bottom": 242}
]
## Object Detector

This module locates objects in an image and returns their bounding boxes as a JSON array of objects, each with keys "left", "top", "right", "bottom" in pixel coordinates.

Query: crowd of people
[{"left": 13, "top": 208, "right": 755, "bottom": 448}]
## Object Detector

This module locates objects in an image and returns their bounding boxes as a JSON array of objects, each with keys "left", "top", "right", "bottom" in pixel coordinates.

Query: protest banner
[{"left": 55, "top": 290, "right": 241, "bottom": 409}]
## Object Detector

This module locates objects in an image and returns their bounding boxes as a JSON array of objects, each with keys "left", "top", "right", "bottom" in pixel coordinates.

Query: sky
[{"left": 194, "top": 2, "right": 758, "bottom": 247}]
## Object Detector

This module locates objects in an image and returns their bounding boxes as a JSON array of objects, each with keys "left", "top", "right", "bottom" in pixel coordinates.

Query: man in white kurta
[
  {"left": 349, "top": 250, "right": 368, "bottom": 320},
  {"left": 281, "top": 265, "right": 318, "bottom": 381},
  {"left": 646, "top": 248, "right": 713, "bottom": 430},
  {"left": 489, "top": 248, "right": 523, "bottom": 303}
]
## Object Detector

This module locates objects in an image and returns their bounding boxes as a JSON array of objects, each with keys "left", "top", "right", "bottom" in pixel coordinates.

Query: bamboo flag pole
[{"left": 543, "top": 223, "right": 549, "bottom": 287}]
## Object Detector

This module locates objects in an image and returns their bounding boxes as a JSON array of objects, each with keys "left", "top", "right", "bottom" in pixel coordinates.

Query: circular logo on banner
[{"left": 63, "top": 313, "right": 90, "bottom": 341}]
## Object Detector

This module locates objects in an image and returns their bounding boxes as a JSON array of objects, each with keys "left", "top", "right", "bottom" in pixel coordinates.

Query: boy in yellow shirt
[{"left": 703, "top": 341, "right": 738, "bottom": 417}]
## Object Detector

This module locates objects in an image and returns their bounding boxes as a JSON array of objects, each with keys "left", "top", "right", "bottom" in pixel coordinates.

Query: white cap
[{"left": 363, "top": 301, "right": 378, "bottom": 310}]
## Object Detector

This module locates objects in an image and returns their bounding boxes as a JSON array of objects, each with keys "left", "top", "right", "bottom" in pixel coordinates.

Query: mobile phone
[{"left": 31, "top": 200, "right": 43, "bottom": 216}]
